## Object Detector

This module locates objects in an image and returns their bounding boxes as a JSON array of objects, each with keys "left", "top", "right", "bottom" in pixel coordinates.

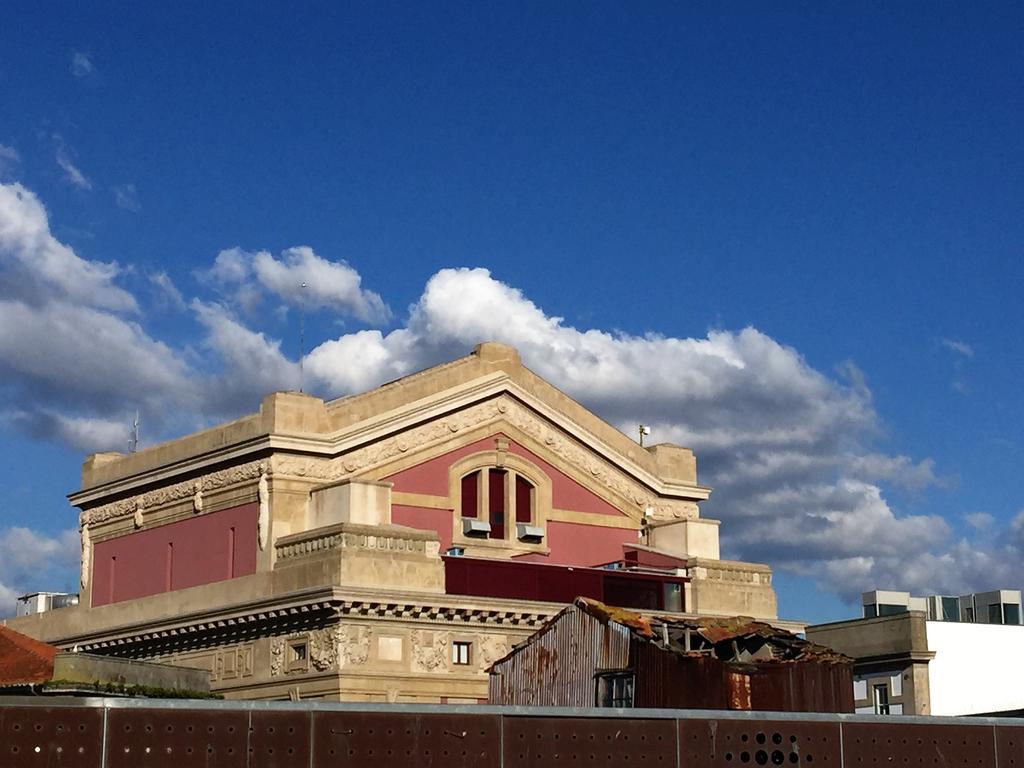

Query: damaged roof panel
[{"left": 574, "top": 596, "right": 852, "bottom": 666}]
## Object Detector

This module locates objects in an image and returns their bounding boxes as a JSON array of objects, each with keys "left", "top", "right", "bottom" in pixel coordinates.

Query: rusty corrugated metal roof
[{"left": 574, "top": 597, "right": 852, "bottom": 666}]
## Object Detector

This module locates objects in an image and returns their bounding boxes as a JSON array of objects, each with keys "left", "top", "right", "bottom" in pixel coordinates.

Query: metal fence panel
[
  {"left": 503, "top": 715, "right": 678, "bottom": 768},
  {"left": 250, "top": 708, "right": 312, "bottom": 768},
  {"left": 0, "top": 704, "right": 105, "bottom": 767},
  {"left": 104, "top": 706, "right": 249, "bottom": 768},
  {"left": 311, "top": 710, "right": 501, "bottom": 768},
  {"left": 678, "top": 717, "right": 841, "bottom": 768},
  {"left": 842, "top": 720, "right": 997, "bottom": 768}
]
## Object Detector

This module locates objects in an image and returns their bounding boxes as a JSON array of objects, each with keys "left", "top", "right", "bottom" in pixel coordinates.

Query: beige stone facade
[{"left": 4, "top": 342, "right": 779, "bottom": 702}]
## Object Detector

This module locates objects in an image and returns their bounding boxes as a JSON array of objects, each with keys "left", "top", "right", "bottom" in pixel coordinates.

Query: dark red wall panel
[
  {"left": 91, "top": 503, "right": 257, "bottom": 607},
  {"left": 383, "top": 433, "right": 625, "bottom": 518}
]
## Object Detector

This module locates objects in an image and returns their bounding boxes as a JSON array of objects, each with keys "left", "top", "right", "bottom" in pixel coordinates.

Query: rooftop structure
[
  {"left": 862, "top": 589, "right": 1022, "bottom": 624},
  {"left": 489, "top": 597, "right": 852, "bottom": 711}
]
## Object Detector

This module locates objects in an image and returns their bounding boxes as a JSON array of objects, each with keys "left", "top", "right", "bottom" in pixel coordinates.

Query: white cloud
[
  {"left": 966, "top": 512, "right": 995, "bottom": 531},
  {"left": 70, "top": 52, "right": 94, "bottom": 78},
  {"left": 0, "top": 144, "right": 19, "bottom": 175},
  {"left": 0, "top": 182, "right": 135, "bottom": 311},
  {"left": 254, "top": 246, "right": 391, "bottom": 322},
  {"left": 113, "top": 183, "right": 140, "bottom": 212},
  {"left": 192, "top": 300, "right": 300, "bottom": 411},
  {"left": 149, "top": 271, "right": 186, "bottom": 311},
  {"left": 54, "top": 138, "right": 92, "bottom": 190},
  {"left": 941, "top": 338, "right": 975, "bottom": 358},
  {"left": 204, "top": 246, "right": 391, "bottom": 324},
  {"left": 0, "top": 527, "right": 79, "bottom": 618}
]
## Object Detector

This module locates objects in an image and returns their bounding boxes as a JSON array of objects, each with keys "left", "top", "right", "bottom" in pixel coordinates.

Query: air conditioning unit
[
  {"left": 462, "top": 519, "right": 491, "bottom": 537},
  {"left": 516, "top": 524, "right": 544, "bottom": 543}
]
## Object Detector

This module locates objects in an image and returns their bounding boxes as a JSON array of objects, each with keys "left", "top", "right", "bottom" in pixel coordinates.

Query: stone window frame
[
  {"left": 448, "top": 450, "right": 552, "bottom": 554},
  {"left": 286, "top": 636, "right": 310, "bottom": 674},
  {"left": 451, "top": 640, "right": 472, "bottom": 666}
]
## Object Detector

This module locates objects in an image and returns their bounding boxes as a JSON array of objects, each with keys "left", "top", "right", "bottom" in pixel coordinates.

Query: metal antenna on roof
[
  {"left": 128, "top": 409, "right": 139, "bottom": 453},
  {"left": 298, "top": 281, "right": 307, "bottom": 393},
  {"left": 638, "top": 424, "right": 651, "bottom": 447}
]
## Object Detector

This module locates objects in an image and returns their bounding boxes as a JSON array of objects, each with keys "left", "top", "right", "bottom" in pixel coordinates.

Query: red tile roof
[{"left": 0, "top": 626, "right": 58, "bottom": 685}]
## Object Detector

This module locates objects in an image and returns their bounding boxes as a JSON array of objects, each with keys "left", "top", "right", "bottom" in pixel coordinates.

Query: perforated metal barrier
[{"left": 1, "top": 698, "right": 1021, "bottom": 767}]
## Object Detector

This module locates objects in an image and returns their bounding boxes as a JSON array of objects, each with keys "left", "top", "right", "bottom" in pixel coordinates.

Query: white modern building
[{"left": 808, "top": 588, "right": 1024, "bottom": 716}]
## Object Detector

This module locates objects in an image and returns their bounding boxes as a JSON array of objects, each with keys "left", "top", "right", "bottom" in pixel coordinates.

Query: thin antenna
[
  {"left": 298, "top": 281, "right": 307, "bottom": 393},
  {"left": 128, "top": 410, "right": 140, "bottom": 453},
  {"left": 638, "top": 424, "right": 651, "bottom": 447}
]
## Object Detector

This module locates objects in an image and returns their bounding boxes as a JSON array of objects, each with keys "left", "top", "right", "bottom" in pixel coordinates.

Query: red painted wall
[
  {"left": 391, "top": 504, "right": 454, "bottom": 553},
  {"left": 384, "top": 433, "right": 623, "bottom": 516},
  {"left": 513, "top": 522, "right": 636, "bottom": 566},
  {"left": 91, "top": 503, "right": 258, "bottom": 607}
]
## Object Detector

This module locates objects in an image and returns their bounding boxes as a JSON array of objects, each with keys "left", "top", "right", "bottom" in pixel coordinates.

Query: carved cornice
[
  {"left": 71, "top": 596, "right": 554, "bottom": 656},
  {"left": 79, "top": 460, "right": 263, "bottom": 527}
]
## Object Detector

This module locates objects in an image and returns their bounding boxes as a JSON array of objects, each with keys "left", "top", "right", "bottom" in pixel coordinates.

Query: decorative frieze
[
  {"left": 80, "top": 459, "right": 264, "bottom": 527},
  {"left": 272, "top": 395, "right": 697, "bottom": 522},
  {"left": 270, "top": 625, "right": 370, "bottom": 676},
  {"left": 410, "top": 630, "right": 448, "bottom": 672}
]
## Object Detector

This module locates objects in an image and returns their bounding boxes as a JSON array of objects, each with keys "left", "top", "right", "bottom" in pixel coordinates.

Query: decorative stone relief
[
  {"left": 81, "top": 459, "right": 264, "bottom": 526},
  {"left": 193, "top": 482, "right": 203, "bottom": 514},
  {"left": 80, "top": 523, "right": 91, "bottom": 589},
  {"left": 133, "top": 504, "right": 144, "bottom": 529},
  {"left": 270, "top": 638, "right": 285, "bottom": 677},
  {"left": 410, "top": 630, "right": 449, "bottom": 672},
  {"left": 309, "top": 626, "right": 340, "bottom": 671},
  {"left": 340, "top": 625, "right": 371, "bottom": 667},
  {"left": 477, "top": 634, "right": 510, "bottom": 668},
  {"left": 257, "top": 464, "right": 269, "bottom": 551}
]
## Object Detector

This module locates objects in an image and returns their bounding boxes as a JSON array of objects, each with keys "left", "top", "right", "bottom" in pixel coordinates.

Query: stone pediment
[{"left": 74, "top": 343, "right": 709, "bottom": 526}]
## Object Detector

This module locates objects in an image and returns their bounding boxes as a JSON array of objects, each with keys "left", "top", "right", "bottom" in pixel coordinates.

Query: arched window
[{"left": 456, "top": 463, "right": 543, "bottom": 544}]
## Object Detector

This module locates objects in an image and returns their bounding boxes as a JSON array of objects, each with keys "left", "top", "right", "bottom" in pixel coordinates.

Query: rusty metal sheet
[
  {"left": 0, "top": 705, "right": 105, "bottom": 767},
  {"left": 679, "top": 717, "right": 841, "bottom": 768},
  {"left": 505, "top": 715, "right": 677, "bottom": 768},
  {"left": 312, "top": 711, "right": 500, "bottom": 768},
  {"left": 105, "top": 706, "right": 248, "bottom": 768},
  {"left": 843, "top": 721, "right": 996, "bottom": 768},
  {"left": 250, "top": 709, "right": 311, "bottom": 768}
]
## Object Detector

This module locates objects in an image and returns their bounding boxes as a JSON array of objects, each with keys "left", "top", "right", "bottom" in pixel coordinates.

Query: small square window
[
  {"left": 452, "top": 641, "right": 472, "bottom": 665},
  {"left": 595, "top": 671, "right": 634, "bottom": 708},
  {"left": 287, "top": 640, "right": 309, "bottom": 672}
]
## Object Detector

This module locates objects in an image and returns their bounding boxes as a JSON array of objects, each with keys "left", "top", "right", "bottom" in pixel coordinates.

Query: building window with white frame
[
  {"left": 459, "top": 467, "right": 539, "bottom": 542},
  {"left": 452, "top": 640, "right": 472, "bottom": 665}
]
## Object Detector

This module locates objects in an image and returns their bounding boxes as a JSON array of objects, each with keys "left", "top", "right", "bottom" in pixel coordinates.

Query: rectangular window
[
  {"left": 595, "top": 672, "right": 635, "bottom": 708},
  {"left": 461, "top": 472, "right": 479, "bottom": 519},
  {"left": 288, "top": 640, "right": 308, "bottom": 673},
  {"left": 452, "top": 641, "right": 471, "bottom": 665},
  {"left": 873, "top": 684, "right": 890, "bottom": 715},
  {"left": 488, "top": 469, "right": 506, "bottom": 539},
  {"left": 1005, "top": 604, "right": 1021, "bottom": 625},
  {"left": 989, "top": 603, "right": 1003, "bottom": 624},
  {"left": 863, "top": 603, "right": 877, "bottom": 618},
  {"left": 941, "top": 597, "right": 959, "bottom": 622},
  {"left": 515, "top": 475, "right": 533, "bottom": 523}
]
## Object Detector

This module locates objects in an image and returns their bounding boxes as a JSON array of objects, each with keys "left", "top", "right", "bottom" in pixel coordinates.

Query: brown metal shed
[{"left": 488, "top": 597, "right": 854, "bottom": 712}]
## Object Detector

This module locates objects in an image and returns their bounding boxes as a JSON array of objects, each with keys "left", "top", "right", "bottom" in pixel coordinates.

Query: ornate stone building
[{"left": 4, "top": 342, "right": 778, "bottom": 702}]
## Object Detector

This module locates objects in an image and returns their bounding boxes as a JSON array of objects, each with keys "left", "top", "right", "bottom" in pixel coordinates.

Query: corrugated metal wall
[{"left": 489, "top": 606, "right": 631, "bottom": 707}]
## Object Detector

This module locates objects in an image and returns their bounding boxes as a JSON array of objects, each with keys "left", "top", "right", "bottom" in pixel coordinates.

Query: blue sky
[{"left": 0, "top": 3, "right": 1022, "bottom": 621}]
